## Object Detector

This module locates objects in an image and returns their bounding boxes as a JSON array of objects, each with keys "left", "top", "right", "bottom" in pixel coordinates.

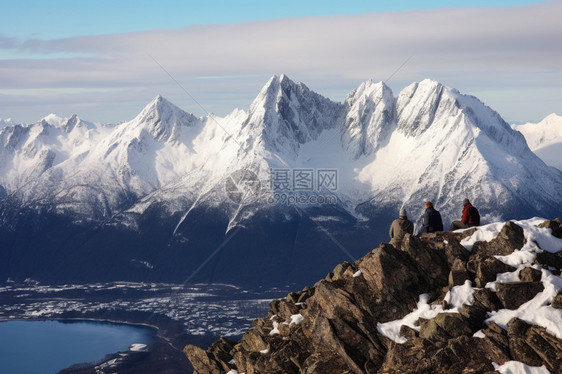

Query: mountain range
[{"left": 1, "top": 75, "right": 561, "bottom": 288}]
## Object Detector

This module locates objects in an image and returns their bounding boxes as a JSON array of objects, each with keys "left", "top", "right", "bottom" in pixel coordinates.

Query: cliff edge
[{"left": 185, "top": 218, "right": 562, "bottom": 373}]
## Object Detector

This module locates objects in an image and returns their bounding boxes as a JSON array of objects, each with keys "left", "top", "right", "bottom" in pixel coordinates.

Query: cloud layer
[{"left": 1, "top": 1, "right": 561, "bottom": 123}]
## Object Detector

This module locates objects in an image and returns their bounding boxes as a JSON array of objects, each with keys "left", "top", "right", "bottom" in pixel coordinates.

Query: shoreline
[
  {"left": 0, "top": 281, "right": 275, "bottom": 373},
  {"left": 1, "top": 315, "right": 221, "bottom": 373}
]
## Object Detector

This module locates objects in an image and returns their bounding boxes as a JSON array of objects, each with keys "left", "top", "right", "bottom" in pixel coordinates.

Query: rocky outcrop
[{"left": 185, "top": 220, "right": 562, "bottom": 373}]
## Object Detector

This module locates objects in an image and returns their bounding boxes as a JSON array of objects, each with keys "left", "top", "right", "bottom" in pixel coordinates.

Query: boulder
[
  {"left": 507, "top": 318, "right": 544, "bottom": 367},
  {"left": 184, "top": 338, "right": 237, "bottom": 374},
  {"left": 353, "top": 243, "right": 428, "bottom": 322},
  {"left": 508, "top": 318, "right": 562, "bottom": 373},
  {"left": 472, "top": 221, "right": 525, "bottom": 257},
  {"left": 524, "top": 324, "right": 562, "bottom": 373},
  {"left": 449, "top": 257, "right": 472, "bottom": 287},
  {"left": 519, "top": 266, "right": 542, "bottom": 282},
  {"left": 472, "top": 288, "right": 503, "bottom": 312},
  {"left": 381, "top": 334, "right": 503, "bottom": 373},
  {"left": 419, "top": 313, "right": 473, "bottom": 344},
  {"left": 495, "top": 281, "right": 544, "bottom": 309},
  {"left": 535, "top": 251, "right": 562, "bottom": 274},
  {"left": 416, "top": 231, "right": 471, "bottom": 266},
  {"left": 327, "top": 261, "right": 357, "bottom": 281},
  {"left": 480, "top": 322, "right": 511, "bottom": 363},
  {"left": 467, "top": 254, "right": 516, "bottom": 287},
  {"left": 461, "top": 304, "right": 488, "bottom": 331}
]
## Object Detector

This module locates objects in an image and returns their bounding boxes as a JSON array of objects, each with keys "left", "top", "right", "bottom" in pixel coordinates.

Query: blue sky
[
  {"left": 1, "top": 0, "right": 560, "bottom": 124},
  {"left": 4, "top": 0, "right": 547, "bottom": 39}
]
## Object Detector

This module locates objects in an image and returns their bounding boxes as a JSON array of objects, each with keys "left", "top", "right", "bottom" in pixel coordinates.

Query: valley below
[{"left": 0, "top": 280, "right": 283, "bottom": 373}]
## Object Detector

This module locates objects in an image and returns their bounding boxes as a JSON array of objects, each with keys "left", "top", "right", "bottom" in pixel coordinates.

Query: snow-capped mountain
[
  {"left": 357, "top": 79, "right": 562, "bottom": 224},
  {"left": 513, "top": 113, "right": 562, "bottom": 171},
  {"left": 343, "top": 80, "right": 396, "bottom": 159},
  {"left": 1, "top": 75, "right": 561, "bottom": 288},
  {"left": 241, "top": 74, "right": 345, "bottom": 160},
  {"left": 0, "top": 118, "right": 18, "bottom": 129}
]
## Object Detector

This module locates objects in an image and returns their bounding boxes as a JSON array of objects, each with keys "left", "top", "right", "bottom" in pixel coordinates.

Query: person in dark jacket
[
  {"left": 389, "top": 208, "right": 414, "bottom": 248},
  {"left": 450, "top": 198, "right": 480, "bottom": 230},
  {"left": 419, "top": 201, "right": 443, "bottom": 234}
]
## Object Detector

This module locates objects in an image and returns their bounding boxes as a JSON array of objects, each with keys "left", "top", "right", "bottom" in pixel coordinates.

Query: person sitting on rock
[
  {"left": 418, "top": 201, "right": 443, "bottom": 234},
  {"left": 389, "top": 208, "right": 414, "bottom": 248},
  {"left": 450, "top": 198, "right": 480, "bottom": 230}
]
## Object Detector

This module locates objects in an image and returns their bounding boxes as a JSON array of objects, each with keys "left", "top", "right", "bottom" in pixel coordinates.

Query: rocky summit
[{"left": 185, "top": 218, "right": 562, "bottom": 373}]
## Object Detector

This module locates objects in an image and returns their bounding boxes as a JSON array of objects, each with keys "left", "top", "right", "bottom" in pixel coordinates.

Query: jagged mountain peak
[
  {"left": 251, "top": 74, "right": 308, "bottom": 110},
  {"left": 130, "top": 95, "right": 200, "bottom": 143},
  {"left": 343, "top": 79, "right": 396, "bottom": 159},
  {"left": 395, "top": 79, "right": 523, "bottom": 150},
  {"left": 542, "top": 112, "right": 562, "bottom": 123},
  {"left": 243, "top": 74, "right": 345, "bottom": 159},
  {"left": 62, "top": 114, "right": 88, "bottom": 133},
  {"left": 40, "top": 113, "right": 66, "bottom": 127},
  {"left": 0, "top": 118, "right": 17, "bottom": 128},
  {"left": 347, "top": 79, "right": 392, "bottom": 99},
  {"left": 136, "top": 95, "right": 183, "bottom": 120}
]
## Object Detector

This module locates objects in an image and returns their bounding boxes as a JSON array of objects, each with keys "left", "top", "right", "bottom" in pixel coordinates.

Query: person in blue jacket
[{"left": 419, "top": 201, "right": 443, "bottom": 234}]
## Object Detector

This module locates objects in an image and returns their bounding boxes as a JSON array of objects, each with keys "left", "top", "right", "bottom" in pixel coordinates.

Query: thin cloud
[{"left": 1, "top": 1, "right": 561, "bottom": 123}]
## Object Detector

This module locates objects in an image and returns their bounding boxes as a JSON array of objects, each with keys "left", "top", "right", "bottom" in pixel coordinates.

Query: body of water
[{"left": 0, "top": 320, "right": 155, "bottom": 374}]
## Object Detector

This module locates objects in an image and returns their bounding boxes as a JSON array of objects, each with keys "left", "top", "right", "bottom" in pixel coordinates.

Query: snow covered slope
[
  {"left": 0, "top": 97, "right": 207, "bottom": 219},
  {"left": 357, "top": 79, "right": 562, "bottom": 226},
  {"left": 513, "top": 113, "right": 562, "bottom": 171},
  {"left": 1, "top": 75, "right": 561, "bottom": 226},
  {"left": 1, "top": 75, "right": 562, "bottom": 286}
]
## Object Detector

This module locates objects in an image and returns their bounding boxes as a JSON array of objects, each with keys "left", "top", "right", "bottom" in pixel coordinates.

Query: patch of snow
[
  {"left": 377, "top": 293, "right": 444, "bottom": 343},
  {"left": 353, "top": 270, "right": 362, "bottom": 278},
  {"left": 487, "top": 268, "right": 525, "bottom": 292},
  {"left": 460, "top": 221, "right": 505, "bottom": 251},
  {"left": 379, "top": 281, "right": 476, "bottom": 343},
  {"left": 493, "top": 361, "right": 550, "bottom": 374},
  {"left": 495, "top": 251, "right": 537, "bottom": 267},
  {"left": 461, "top": 217, "right": 562, "bottom": 254},
  {"left": 129, "top": 343, "right": 147, "bottom": 352},
  {"left": 269, "top": 321, "right": 280, "bottom": 335},
  {"left": 486, "top": 268, "right": 562, "bottom": 339},
  {"left": 444, "top": 280, "right": 474, "bottom": 311},
  {"left": 289, "top": 314, "right": 304, "bottom": 326},
  {"left": 473, "top": 330, "right": 486, "bottom": 338}
]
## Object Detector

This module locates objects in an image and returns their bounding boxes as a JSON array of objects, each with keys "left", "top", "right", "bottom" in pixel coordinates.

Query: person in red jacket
[{"left": 450, "top": 198, "right": 480, "bottom": 230}]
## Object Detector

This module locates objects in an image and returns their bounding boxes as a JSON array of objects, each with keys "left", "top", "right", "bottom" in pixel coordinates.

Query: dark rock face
[
  {"left": 519, "top": 266, "right": 542, "bottom": 282},
  {"left": 185, "top": 221, "right": 562, "bottom": 373},
  {"left": 552, "top": 293, "right": 562, "bottom": 309},
  {"left": 496, "top": 282, "right": 545, "bottom": 309}
]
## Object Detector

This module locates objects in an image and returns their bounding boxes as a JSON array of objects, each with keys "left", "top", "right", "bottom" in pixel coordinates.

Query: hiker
[
  {"left": 389, "top": 208, "right": 414, "bottom": 248},
  {"left": 450, "top": 198, "right": 480, "bottom": 230},
  {"left": 419, "top": 201, "right": 443, "bottom": 234}
]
